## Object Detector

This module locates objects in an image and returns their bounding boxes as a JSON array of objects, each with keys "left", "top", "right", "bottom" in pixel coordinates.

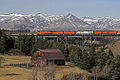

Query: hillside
[
  {"left": 0, "top": 55, "right": 90, "bottom": 80},
  {"left": 104, "top": 39, "right": 120, "bottom": 56}
]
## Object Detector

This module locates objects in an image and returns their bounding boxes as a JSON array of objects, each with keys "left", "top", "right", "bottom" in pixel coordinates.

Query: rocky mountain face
[{"left": 0, "top": 13, "right": 120, "bottom": 31}]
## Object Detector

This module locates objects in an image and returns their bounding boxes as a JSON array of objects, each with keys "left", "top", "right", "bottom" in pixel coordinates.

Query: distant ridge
[{"left": 0, "top": 13, "right": 120, "bottom": 31}]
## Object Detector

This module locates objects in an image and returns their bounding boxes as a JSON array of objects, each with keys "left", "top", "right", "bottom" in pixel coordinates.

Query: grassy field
[{"left": 0, "top": 55, "right": 89, "bottom": 80}]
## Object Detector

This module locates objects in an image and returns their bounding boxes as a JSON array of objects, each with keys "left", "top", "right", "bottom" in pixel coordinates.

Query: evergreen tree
[
  {"left": 0, "top": 29, "right": 2, "bottom": 38},
  {"left": 15, "top": 34, "right": 33, "bottom": 55},
  {"left": 107, "top": 49, "right": 114, "bottom": 65},
  {"left": 30, "top": 37, "right": 43, "bottom": 55},
  {"left": 0, "top": 30, "right": 15, "bottom": 53},
  {"left": 0, "top": 33, "right": 7, "bottom": 53},
  {"left": 6, "top": 36, "right": 15, "bottom": 51},
  {"left": 96, "top": 49, "right": 107, "bottom": 70},
  {"left": 107, "top": 49, "right": 114, "bottom": 60},
  {"left": 24, "top": 36, "right": 32, "bottom": 55},
  {"left": 79, "top": 49, "right": 91, "bottom": 71},
  {"left": 31, "top": 33, "right": 35, "bottom": 47},
  {"left": 68, "top": 45, "right": 82, "bottom": 64},
  {"left": 108, "top": 56, "right": 120, "bottom": 80},
  {"left": 0, "top": 37, "right": 7, "bottom": 53},
  {"left": 89, "top": 44, "right": 97, "bottom": 71}
]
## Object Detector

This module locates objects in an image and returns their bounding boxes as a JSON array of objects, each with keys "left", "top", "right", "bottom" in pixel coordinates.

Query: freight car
[
  {"left": 36, "top": 31, "right": 76, "bottom": 35},
  {"left": 93, "top": 31, "right": 117, "bottom": 35},
  {"left": 76, "top": 31, "right": 93, "bottom": 34}
]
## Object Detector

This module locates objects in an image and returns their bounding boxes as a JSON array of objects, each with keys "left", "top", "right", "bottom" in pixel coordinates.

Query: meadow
[{"left": 0, "top": 55, "right": 89, "bottom": 80}]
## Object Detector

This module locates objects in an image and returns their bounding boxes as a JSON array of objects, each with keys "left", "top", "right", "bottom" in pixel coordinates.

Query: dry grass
[
  {"left": 0, "top": 55, "right": 32, "bottom": 80},
  {"left": 96, "top": 39, "right": 120, "bottom": 56},
  {"left": 0, "top": 55, "right": 89, "bottom": 80},
  {"left": 104, "top": 39, "right": 120, "bottom": 56}
]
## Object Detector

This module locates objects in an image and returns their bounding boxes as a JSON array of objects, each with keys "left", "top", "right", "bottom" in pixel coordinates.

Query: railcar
[
  {"left": 76, "top": 31, "right": 93, "bottom": 34},
  {"left": 93, "top": 32, "right": 102, "bottom": 34},
  {"left": 63, "top": 32, "right": 75, "bottom": 34},
  {"left": 93, "top": 31, "right": 117, "bottom": 35},
  {"left": 108, "top": 32, "right": 117, "bottom": 34},
  {"left": 36, "top": 31, "right": 52, "bottom": 35},
  {"left": 52, "top": 32, "right": 63, "bottom": 34},
  {"left": 36, "top": 31, "right": 76, "bottom": 35}
]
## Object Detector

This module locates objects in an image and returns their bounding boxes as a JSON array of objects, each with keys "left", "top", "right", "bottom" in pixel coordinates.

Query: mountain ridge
[{"left": 0, "top": 13, "right": 120, "bottom": 31}]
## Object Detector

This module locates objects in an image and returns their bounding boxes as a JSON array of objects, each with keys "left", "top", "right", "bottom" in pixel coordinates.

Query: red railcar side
[
  {"left": 52, "top": 32, "right": 63, "bottom": 34},
  {"left": 93, "top": 31, "right": 117, "bottom": 34},
  {"left": 64, "top": 32, "right": 75, "bottom": 34},
  {"left": 93, "top": 32, "right": 102, "bottom": 34},
  {"left": 36, "top": 32, "right": 52, "bottom": 34},
  {"left": 108, "top": 32, "right": 117, "bottom": 34},
  {"left": 102, "top": 32, "right": 108, "bottom": 34}
]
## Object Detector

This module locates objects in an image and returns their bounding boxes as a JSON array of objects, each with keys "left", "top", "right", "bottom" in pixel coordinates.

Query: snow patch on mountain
[{"left": 80, "top": 17, "right": 102, "bottom": 24}]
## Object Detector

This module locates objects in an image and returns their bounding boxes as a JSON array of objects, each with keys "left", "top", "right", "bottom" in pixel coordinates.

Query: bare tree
[
  {"left": 32, "top": 65, "right": 38, "bottom": 80},
  {"left": 43, "top": 62, "right": 56, "bottom": 80},
  {"left": 80, "top": 73, "right": 89, "bottom": 80},
  {"left": 61, "top": 72, "right": 89, "bottom": 80},
  {"left": 91, "top": 66, "right": 101, "bottom": 80}
]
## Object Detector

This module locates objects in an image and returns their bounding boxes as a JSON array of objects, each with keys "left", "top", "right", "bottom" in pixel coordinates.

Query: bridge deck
[{"left": 7, "top": 34, "right": 120, "bottom": 36}]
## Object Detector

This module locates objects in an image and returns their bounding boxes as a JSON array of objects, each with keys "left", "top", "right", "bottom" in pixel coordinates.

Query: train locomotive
[{"left": 36, "top": 31, "right": 119, "bottom": 35}]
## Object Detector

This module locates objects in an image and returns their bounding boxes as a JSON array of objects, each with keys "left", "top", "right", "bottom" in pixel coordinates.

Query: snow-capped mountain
[
  {"left": 80, "top": 17, "right": 101, "bottom": 24},
  {"left": 0, "top": 13, "right": 65, "bottom": 31},
  {"left": 81, "top": 16, "right": 120, "bottom": 30},
  {"left": 0, "top": 13, "right": 120, "bottom": 31},
  {"left": 42, "top": 13, "right": 92, "bottom": 31}
]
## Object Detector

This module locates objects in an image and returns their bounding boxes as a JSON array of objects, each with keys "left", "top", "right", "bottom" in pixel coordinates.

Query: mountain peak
[
  {"left": 102, "top": 16, "right": 120, "bottom": 22},
  {"left": 104, "top": 16, "right": 113, "bottom": 18},
  {"left": 65, "top": 13, "right": 76, "bottom": 18}
]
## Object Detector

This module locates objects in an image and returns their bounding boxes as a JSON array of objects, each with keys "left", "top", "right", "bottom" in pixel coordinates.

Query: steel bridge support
[{"left": 8, "top": 34, "right": 120, "bottom": 49}]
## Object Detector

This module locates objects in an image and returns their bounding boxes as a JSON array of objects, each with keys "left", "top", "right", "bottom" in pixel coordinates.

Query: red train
[{"left": 36, "top": 31, "right": 119, "bottom": 35}]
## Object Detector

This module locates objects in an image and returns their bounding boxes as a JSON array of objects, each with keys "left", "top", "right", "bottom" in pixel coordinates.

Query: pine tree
[
  {"left": 6, "top": 36, "right": 15, "bottom": 51},
  {"left": 31, "top": 33, "right": 35, "bottom": 47},
  {"left": 107, "top": 49, "right": 114, "bottom": 60},
  {"left": 79, "top": 49, "right": 91, "bottom": 71},
  {"left": 24, "top": 36, "right": 32, "bottom": 55},
  {"left": 89, "top": 44, "right": 97, "bottom": 71},
  {"left": 107, "top": 49, "right": 114, "bottom": 65},
  {"left": 0, "top": 33, "right": 7, "bottom": 53},
  {"left": 96, "top": 49, "right": 107, "bottom": 70},
  {"left": 108, "top": 56, "right": 120, "bottom": 80},
  {"left": 30, "top": 37, "right": 43, "bottom": 55},
  {"left": 68, "top": 45, "right": 82, "bottom": 64},
  {"left": 0, "top": 29, "right": 2, "bottom": 38}
]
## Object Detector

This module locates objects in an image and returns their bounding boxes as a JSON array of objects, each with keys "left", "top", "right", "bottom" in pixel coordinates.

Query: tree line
[{"left": 0, "top": 30, "right": 15, "bottom": 53}]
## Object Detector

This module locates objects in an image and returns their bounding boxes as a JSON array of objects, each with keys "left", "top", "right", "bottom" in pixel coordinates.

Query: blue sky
[{"left": 0, "top": 0, "right": 120, "bottom": 18}]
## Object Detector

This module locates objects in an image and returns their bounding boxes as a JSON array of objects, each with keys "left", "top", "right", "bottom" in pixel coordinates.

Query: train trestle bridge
[{"left": 7, "top": 34, "right": 120, "bottom": 47}]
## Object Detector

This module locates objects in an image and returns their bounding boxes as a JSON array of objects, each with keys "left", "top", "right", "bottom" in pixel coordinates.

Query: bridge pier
[{"left": 82, "top": 36, "right": 84, "bottom": 46}]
